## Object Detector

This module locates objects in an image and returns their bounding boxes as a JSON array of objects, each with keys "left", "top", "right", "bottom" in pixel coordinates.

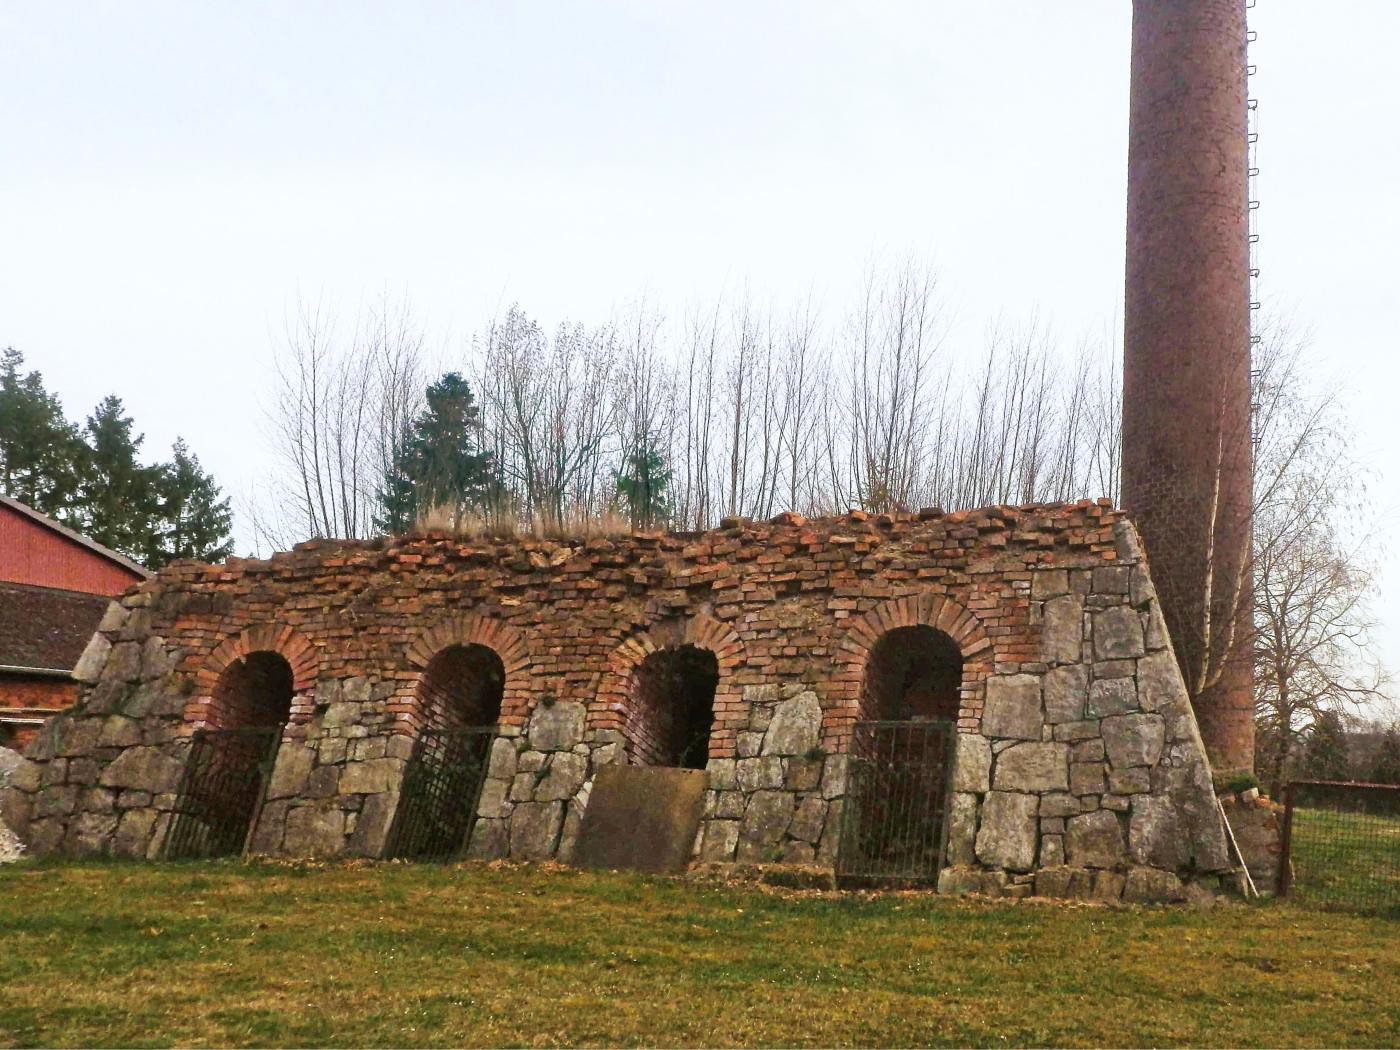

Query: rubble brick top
[{"left": 150, "top": 500, "right": 1128, "bottom": 590}]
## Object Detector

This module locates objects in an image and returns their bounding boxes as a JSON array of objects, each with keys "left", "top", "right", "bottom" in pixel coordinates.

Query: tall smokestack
[{"left": 1123, "top": 0, "right": 1254, "bottom": 775}]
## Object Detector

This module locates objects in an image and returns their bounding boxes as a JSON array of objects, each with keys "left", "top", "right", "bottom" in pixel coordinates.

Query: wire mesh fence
[{"left": 1278, "top": 780, "right": 1400, "bottom": 917}]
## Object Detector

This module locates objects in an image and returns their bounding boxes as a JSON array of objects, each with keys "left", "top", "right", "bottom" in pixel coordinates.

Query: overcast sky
[{"left": 2, "top": 1, "right": 1396, "bottom": 686}]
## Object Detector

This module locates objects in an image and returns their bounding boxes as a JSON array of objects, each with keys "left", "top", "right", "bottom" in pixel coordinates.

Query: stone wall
[{"left": 0, "top": 501, "right": 1232, "bottom": 899}]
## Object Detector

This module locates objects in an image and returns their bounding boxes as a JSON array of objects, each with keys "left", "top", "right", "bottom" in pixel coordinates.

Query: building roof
[
  {"left": 0, "top": 496, "right": 151, "bottom": 581},
  {"left": 0, "top": 581, "right": 111, "bottom": 673}
]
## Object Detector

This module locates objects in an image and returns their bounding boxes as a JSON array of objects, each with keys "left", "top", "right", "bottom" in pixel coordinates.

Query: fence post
[{"left": 1276, "top": 781, "right": 1296, "bottom": 897}]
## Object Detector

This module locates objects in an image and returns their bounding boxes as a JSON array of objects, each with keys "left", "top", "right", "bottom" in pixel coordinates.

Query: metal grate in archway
[
  {"left": 386, "top": 727, "right": 496, "bottom": 861},
  {"left": 836, "top": 720, "right": 956, "bottom": 886},
  {"left": 164, "top": 727, "right": 282, "bottom": 860}
]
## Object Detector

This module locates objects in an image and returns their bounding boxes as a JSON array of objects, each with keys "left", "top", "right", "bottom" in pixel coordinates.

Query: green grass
[
  {"left": 1, "top": 860, "right": 1396, "bottom": 1048},
  {"left": 1290, "top": 807, "right": 1400, "bottom": 916}
]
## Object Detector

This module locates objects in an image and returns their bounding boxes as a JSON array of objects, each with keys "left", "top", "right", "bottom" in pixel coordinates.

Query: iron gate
[
  {"left": 164, "top": 726, "right": 282, "bottom": 860},
  {"left": 386, "top": 727, "right": 496, "bottom": 861},
  {"left": 836, "top": 720, "right": 956, "bottom": 885}
]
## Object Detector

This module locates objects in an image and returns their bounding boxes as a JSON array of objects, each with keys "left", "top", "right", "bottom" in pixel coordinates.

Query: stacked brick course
[{"left": 1, "top": 501, "right": 1232, "bottom": 900}]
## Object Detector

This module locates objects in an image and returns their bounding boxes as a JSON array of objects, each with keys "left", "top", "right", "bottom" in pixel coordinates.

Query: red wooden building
[{"left": 1, "top": 497, "right": 150, "bottom": 749}]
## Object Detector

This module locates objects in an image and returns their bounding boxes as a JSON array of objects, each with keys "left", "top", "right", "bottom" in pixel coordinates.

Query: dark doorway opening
[
  {"left": 416, "top": 643, "right": 505, "bottom": 731},
  {"left": 165, "top": 650, "right": 294, "bottom": 859},
  {"left": 388, "top": 643, "right": 503, "bottom": 861},
  {"left": 863, "top": 625, "right": 963, "bottom": 722},
  {"left": 628, "top": 645, "right": 718, "bottom": 769}
]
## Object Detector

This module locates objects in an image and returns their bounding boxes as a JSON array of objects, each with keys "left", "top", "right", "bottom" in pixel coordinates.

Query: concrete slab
[{"left": 572, "top": 765, "right": 707, "bottom": 874}]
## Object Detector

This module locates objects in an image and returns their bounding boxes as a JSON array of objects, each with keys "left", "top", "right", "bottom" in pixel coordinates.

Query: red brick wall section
[{"left": 1123, "top": 0, "right": 1254, "bottom": 774}]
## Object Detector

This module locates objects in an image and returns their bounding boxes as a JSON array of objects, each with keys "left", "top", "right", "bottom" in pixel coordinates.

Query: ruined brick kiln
[{"left": 1, "top": 502, "right": 1232, "bottom": 901}]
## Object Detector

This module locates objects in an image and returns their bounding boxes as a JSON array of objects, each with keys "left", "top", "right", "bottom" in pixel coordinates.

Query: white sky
[{"left": 1, "top": 1, "right": 1396, "bottom": 683}]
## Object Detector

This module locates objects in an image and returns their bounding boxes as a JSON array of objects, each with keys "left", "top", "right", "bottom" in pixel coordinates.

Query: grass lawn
[
  {"left": 1, "top": 860, "right": 1396, "bottom": 1048},
  {"left": 1289, "top": 806, "right": 1400, "bottom": 916}
]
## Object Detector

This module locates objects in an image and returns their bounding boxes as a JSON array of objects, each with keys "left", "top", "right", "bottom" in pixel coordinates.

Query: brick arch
[
  {"left": 183, "top": 623, "right": 321, "bottom": 733},
  {"left": 827, "top": 593, "right": 994, "bottom": 749},
  {"left": 399, "top": 614, "right": 533, "bottom": 730},
  {"left": 592, "top": 612, "right": 747, "bottom": 760}
]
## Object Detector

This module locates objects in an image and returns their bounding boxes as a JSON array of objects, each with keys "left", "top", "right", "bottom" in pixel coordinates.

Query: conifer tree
[
  {"left": 616, "top": 433, "right": 672, "bottom": 528},
  {"left": 376, "top": 373, "right": 494, "bottom": 533},
  {"left": 78, "top": 396, "right": 162, "bottom": 560},
  {"left": 0, "top": 348, "right": 85, "bottom": 517},
  {"left": 145, "top": 438, "right": 235, "bottom": 568}
]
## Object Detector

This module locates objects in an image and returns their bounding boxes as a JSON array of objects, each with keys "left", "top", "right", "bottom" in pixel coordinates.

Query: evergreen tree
[
  {"left": 1303, "top": 709, "right": 1352, "bottom": 782},
  {"left": 145, "top": 438, "right": 235, "bottom": 568},
  {"left": 377, "top": 424, "right": 419, "bottom": 535},
  {"left": 1370, "top": 725, "right": 1400, "bottom": 785},
  {"left": 616, "top": 432, "right": 671, "bottom": 528},
  {"left": 0, "top": 348, "right": 86, "bottom": 517},
  {"left": 376, "top": 373, "right": 494, "bottom": 533},
  {"left": 77, "top": 396, "right": 161, "bottom": 560}
]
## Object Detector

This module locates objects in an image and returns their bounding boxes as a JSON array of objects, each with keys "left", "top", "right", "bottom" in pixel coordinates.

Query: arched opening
[
  {"left": 165, "top": 650, "right": 295, "bottom": 860},
  {"left": 416, "top": 643, "right": 505, "bottom": 732},
  {"left": 839, "top": 625, "right": 963, "bottom": 886},
  {"left": 627, "top": 644, "right": 718, "bottom": 769},
  {"left": 862, "top": 625, "right": 964, "bottom": 722},
  {"left": 208, "top": 650, "right": 295, "bottom": 730},
  {"left": 388, "top": 643, "right": 504, "bottom": 860}
]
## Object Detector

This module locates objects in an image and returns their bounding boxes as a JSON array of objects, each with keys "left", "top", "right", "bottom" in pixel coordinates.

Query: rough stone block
[
  {"left": 1070, "top": 761, "right": 1106, "bottom": 797},
  {"left": 337, "top": 758, "right": 397, "bottom": 796},
  {"left": 1123, "top": 866, "right": 1186, "bottom": 904},
  {"left": 736, "top": 789, "right": 796, "bottom": 862},
  {"left": 945, "top": 792, "right": 978, "bottom": 866},
  {"left": 1066, "top": 809, "right": 1124, "bottom": 868},
  {"left": 1040, "top": 595, "right": 1084, "bottom": 664},
  {"left": 282, "top": 803, "right": 346, "bottom": 857},
  {"left": 1102, "top": 713, "right": 1166, "bottom": 769},
  {"left": 71, "top": 633, "right": 112, "bottom": 684},
  {"left": 699, "top": 818, "right": 740, "bottom": 861},
  {"left": 536, "top": 752, "right": 588, "bottom": 802},
  {"left": 1031, "top": 569, "right": 1069, "bottom": 600},
  {"left": 788, "top": 795, "right": 827, "bottom": 844},
  {"left": 509, "top": 800, "right": 565, "bottom": 860},
  {"left": 1043, "top": 664, "right": 1088, "bottom": 724},
  {"left": 266, "top": 745, "right": 314, "bottom": 801},
  {"left": 1108, "top": 766, "right": 1152, "bottom": 795},
  {"left": 975, "top": 791, "right": 1038, "bottom": 872},
  {"left": 97, "top": 747, "right": 183, "bottom": 794},
  {"left": 993, "top": 742, "right": 1069, "bottom": 793},
  {"left": 1128, "top": 794, "right": 1187, "bottom": 869},
  {"left": 761, "top": 692, "right": 821, "bottom": 756},
  {"left": 952, "top": 733, "right": 992, "bottom": 793},
  {"left": 527, "top": 701, "right": 587, "bottom": 751},
  {"left": 982, "top": 675, "right": 1043, "bottom": 741},
  {"left": 1093, "top": 606, "right": 1145, "bottom": 660},
  {"left": 1086, "top": 678, "right": 1138, "bottom": 719},
  {"left": 1090, "top": 869, "right": 1125, "bottom": 902},
  {"left": 1136, "top": 649, "right": 1181, "bottom": 712},
  {"left": 737, "top": 756, "right": 784, "bottom": 792}
]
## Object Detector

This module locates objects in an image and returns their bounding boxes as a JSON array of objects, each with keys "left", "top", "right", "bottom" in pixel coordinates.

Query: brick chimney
[{"left": 1123, "top": 0, "right": 1254, "bottom": 775}]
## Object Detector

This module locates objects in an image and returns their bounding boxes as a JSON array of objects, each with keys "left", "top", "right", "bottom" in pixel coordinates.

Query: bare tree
[
  {"left": 1248, "top": 328, "right": 1390, "bottom": 789},
  {"left": 262, "top": 294, "right": 426, "bottom": 544}
]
